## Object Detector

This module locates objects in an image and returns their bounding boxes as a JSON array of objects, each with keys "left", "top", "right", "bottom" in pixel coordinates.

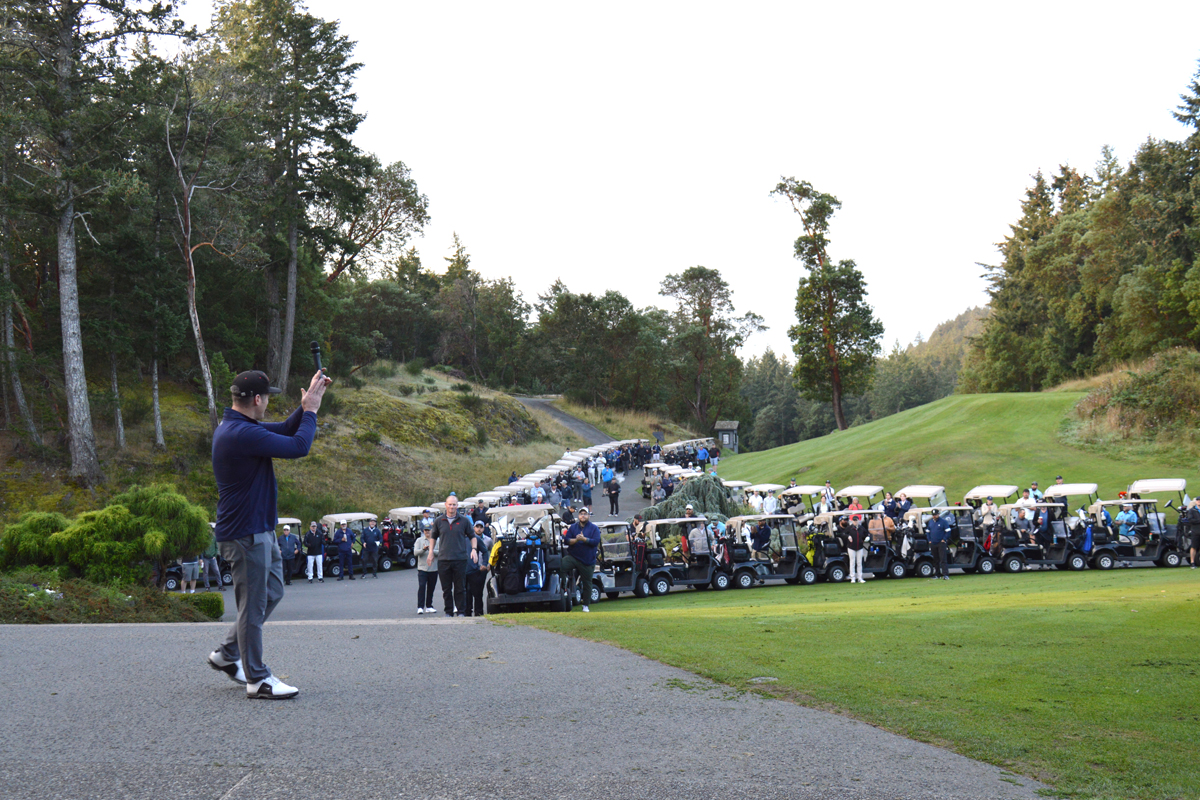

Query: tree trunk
[
  {"left": 265, "top": 263, "right": 281, "bottom": 380},
  {"left": 57, "top": 200, "right": 102, "bottom": 481},
  {"left": 184, "top": 244, "right": 219, "bottom": 430},
  {"left": 278, "top": 218, "right": 298, "bottom": 393},
  {"left": 3, "top": 213, "right": 40, "bottom": 445},
  {"left": 110, "top": 351, "right": 125, "bottom": 449},
  {"left": 151, "top": 348, "right": 165, "bottom": 450},
  {"left": 831, "top": 367, "right": 847, "bottom": 431}
]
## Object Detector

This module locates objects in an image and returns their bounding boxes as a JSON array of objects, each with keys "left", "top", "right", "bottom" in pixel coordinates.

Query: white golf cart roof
[
  {"left": 476, "top": 491, "right": 510, "bottom": 500},
  {"left": 1129, "top": 478, "right": 1188, "bottom": 494},
  {"left": 998, "top": 501, "right": 1064, "bottom": 514},
  {"left": 508, "top": 480, "right": 536, "bottom": 490},
  {"left": 388, "top": 506, "right": 436, "bottom": 521},
  {"left": 486, "top": 503, "right": 555, "bottom": 520},
  {"left": 963, "top": 485, "right": 1019, "bottom": 501},
  {"left": 660, "top": 465, "right": 685, "bottom": 474},
  {"left": 277, "top": 517, "right": 302, "bottom": 526},
  {"left": 895, "top": 485, "right": 945, "bottom": 499},
  {"left": 726, "top": 514, "right": 797, "bottom": 527},
  {"left": 643, "top": 516, "right": 710, "bottom": 529},
  {"left": 836, "top": 484, "right": 884, "bottom": 498},
  {"left": 746, "top": 483, "right": 785, "bottom": 492},
  {"left": 320, "top": 512, "right": 376, "bottom": 528},
  {"left": 722, "top": 480, "right": 752, "bottom": 488},
  {"left": 1043, "top": 483, "right": 1098, "bottom": 497},
  {"left": 781, "top": 485, "right": 824, "bottom": 496}
]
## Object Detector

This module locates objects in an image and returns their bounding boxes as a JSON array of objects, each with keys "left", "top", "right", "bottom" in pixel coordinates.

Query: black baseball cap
[
  {"left": 930, "top": 508, "right": 941, "bottom": 515},
  {"left": 232, "top": 370, "right": 282, "bottom": 398}
]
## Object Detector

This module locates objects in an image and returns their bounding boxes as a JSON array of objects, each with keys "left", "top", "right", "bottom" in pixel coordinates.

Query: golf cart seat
[
  {"left": 1001, "top": 532, "right": 1019, "bottom": 548},
  {"left": 730, "top": 543, "right": 751, "bottom": 563}
]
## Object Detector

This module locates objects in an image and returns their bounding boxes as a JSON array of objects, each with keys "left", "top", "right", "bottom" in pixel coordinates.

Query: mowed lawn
[
  {"left": 516, "top": 569, "right": 1200, "bottom": 800},
  {"left": 715, "top": 392, "right": 1184, "bottom": 500}
]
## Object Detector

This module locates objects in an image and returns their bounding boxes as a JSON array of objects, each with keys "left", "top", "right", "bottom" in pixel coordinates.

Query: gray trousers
[{"left": 217, "top": 532, "right": 284, "bottom": 683}]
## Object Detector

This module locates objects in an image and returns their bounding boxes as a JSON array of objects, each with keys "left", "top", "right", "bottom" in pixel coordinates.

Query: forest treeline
[{"left": 961, "top": 65, "right": 1200, "bottom": 392}]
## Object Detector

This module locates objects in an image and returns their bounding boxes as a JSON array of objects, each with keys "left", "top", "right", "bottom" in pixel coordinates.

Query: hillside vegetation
[
  {"left": 549, "top": 399, "right": 698, "bottom": 443},
  {"left": 0, "top": 363, "right": 586, "bottom": 528},
  {"left": 716, "top": 392, "right": 1184, "bottom": 500}
]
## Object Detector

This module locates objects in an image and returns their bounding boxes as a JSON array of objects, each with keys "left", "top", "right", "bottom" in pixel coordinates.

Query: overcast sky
[{"left": 182, "top": 0, "right": 1200, "bottom": 358}]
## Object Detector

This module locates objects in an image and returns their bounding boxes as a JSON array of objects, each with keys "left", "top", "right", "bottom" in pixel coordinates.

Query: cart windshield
[{"left": 599, "top": 528, "right": 632, "bottom": 562}]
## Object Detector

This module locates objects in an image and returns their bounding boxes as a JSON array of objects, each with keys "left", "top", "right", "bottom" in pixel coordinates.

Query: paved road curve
[{"left": 0, "top": 619, "right": 1049, "bottom": 800}]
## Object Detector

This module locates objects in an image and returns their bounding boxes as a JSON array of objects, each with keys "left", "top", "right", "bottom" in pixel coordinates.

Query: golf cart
[
  {"left": 1123, "top": 478, "right": 1191, "bottom": 551},
  {"left": 386, "top": 507, "right": 433, "bottom": 569},
  {"left": 319, "top": 512, "right": 376, "bottom": 577},
  {"left": 801, "top": 512, "right": 851, "bottom": 582},
  {"left": 895, "top": 484, "right": 949, "bottom": 509},
  {"left": 898, "top": 508, "right": 938, "bottom": 578},
  {"left": 989, "top": 492, "right": 1098, "bottom": 572},
  {"left": 589, "top": 520, "right": 653, "bottom": 602},
  {"left": 814, "top": 509, "right": 908, "bottom": 580},
  {"left": 779, "top": 485, "right": 824, "bottom": 517},
  {"left": 486, "top": 504, "right": 571, "bottom": 613},
  {"left": 1084, "top": 479, "right": 1190, "bottom": 568},
  {"left": 835, "top": 484, "right": 886, "bottom": 512},
  {"left": 725, "top": 514, "right": 819, "bottom": 587},
  {"left": 642, "top": 516, "right": 734, "bottom": 593},
  {"left": 165, "top": 523, "right": 233, "bottom": 591}
]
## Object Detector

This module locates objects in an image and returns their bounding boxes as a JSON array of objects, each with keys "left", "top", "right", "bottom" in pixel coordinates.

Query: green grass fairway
[
  {"left": 516, "top": 570, "right": 1200, "bottom": 800},
  {"left": 715, "top": 393, "right": 1185, "bottom": 501}
]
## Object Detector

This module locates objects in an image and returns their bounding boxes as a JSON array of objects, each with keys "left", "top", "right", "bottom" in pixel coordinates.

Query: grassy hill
[
  {"left": 716, "top": 392, "right": 1186, "bottom": 501},
  {"left": 0, "top": 362, "right": 588, "bottom": 528}
]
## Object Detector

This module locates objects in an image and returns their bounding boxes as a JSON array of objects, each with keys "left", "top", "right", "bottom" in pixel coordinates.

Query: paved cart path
[
  {"left": 0, "top": 620, "right": 1049, "bottom": 800},
  {"left": 515, "top": 396, "right": 614, "bottom": 445}
]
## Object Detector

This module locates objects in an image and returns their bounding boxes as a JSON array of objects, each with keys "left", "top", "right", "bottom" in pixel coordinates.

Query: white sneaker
[
  {"left": 417, "top": 607, "right": 424, "bottom": 615},
  {"left": 247, "top": 675, "right": 299, "bottom": 700},
  {"left": 207, "top": 650, "right": 246, "bottom": 685},
  {"left": 582, "top": 605, "right": 590, "bottom": 612},
  {"left": 425, "top": 607, "right": 436, "bottom": 614}
]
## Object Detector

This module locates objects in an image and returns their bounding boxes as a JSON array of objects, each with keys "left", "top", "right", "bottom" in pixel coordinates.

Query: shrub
[
  {"left": 322, "top": 391, "right": 344, "bottom": 416},
  {"left": 180, "top": 591, "right": 224, "bottom": 620},
  {"left": 209, "top": 352, "right": 235, "bottom": 403},
  {"left": 1076, "top": 347, "right": 1200, "bottom": 436},
  {"left": 451, "top": 382, "right": 472, "bottom": 393},
  {"left": 397, "top": 384, "right": 415, "bottom": 396},
  {"left": 122, "top": 393, "right": 152, "bottom": 426},
  {"left": 433, "top": 364, "right": 452, "bottom": 373},
  {"left": 416, "top": 385, "right": 426, "bottom": 394},
  {"left": 475, "top": 426, "right": 489, "bottom": 446},
  {"left": 356, "top": 429, "right": 382, "bottom": 445},
  {"left": 344, "top": 374, "right": 365, "bottom": 391},
  {"left": 423, "top": 376, "right": 435, "bottom": 385},
  {"left": 459, "top": 392, "right": 484, "bottom": 412},
  {"left": 403, "top": 359, "right": 424, "bottom": 376},
  {"left": 0, "top": 512, "right": 70, "bottom": 568}
]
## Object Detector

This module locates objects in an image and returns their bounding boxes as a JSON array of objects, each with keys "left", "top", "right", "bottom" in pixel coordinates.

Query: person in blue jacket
[
  {"left": 562, "top": 507, "right": 601, "bottom": 612},
  {"left": 334, "top": 521, "right": 357, "bottom": 580},
  {"left": 360, "top": 518, "right": 382, "bottom": 578},
  {"left": 207, "top": 368, "right": 330, "bottom": 701},
  {"left": 926, "top": 508, "right": 954, "bottom": 581}
]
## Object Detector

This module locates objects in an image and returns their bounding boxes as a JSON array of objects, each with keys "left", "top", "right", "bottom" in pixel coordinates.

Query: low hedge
[{"left": 179, "top": 590, "right": 225, "bottom": 620}]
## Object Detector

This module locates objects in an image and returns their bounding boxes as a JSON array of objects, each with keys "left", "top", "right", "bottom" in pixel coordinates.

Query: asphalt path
[
  {"left": 514, "top": 396, "right": 613, "bottom": 444},
  {"left": 0, "top": 618, "right": 1048, "bottom": 800}
]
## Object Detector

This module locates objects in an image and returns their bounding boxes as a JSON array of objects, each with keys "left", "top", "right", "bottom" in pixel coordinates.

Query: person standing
[
  {"left": 979, "top": 496, "right": 999, "bottom": 527},
  {"left": 361, "top": 518, "right": 382, "bottom": 579},
  {"left": 762, "top": 490, "right": 779, "bottom": 516},
  {"left": 334, "top": 521, "right": 356, "bottom": 580},
  {"left": 201, "top": 543, "right": 224, "bottom": 593},
  {"left": 1185, "top": 498, "right": 1200, "bottom": 568},
  {"left": 414, "top": 525, "right": 438, "bottom": 614},
  {"left": 926, "top": 508, "right": 953, "bottom": 580},
  {"left": 562, "top": 507, "right": 601, "bottom": 612},
  {"left": 841, "top": 518, "right": 868, "bottom": 584},
  {"left": 464, "top": 520, "right": 489, "bottom": 616},
  {"left": 180, "top": 551, "right": 200, "bottom": 594},
  {"left": 430, "top": 496, "right": 478, "bottom": 617},
  {"left": 304, "top": 521, "right": 324, "bottom": 583},
  {"left": 821, "top": 481, "right": 836, "bottom": 512},
  {"left": 606, "top": 478, "right": 621, "bottom": 517},
  {"left": 277, "top": 525, "right": 300, "bottom": 586},
  {"left": 207, "top": 368, "right": 330, "bottom": 700}
]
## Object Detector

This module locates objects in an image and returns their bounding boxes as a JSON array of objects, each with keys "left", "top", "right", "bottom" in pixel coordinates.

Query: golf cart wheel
[
  {"left": 557, "top": 594, "right": 571, "bottom": 613},
  {"left": 330, "top": 564, "right": 342, "bottom": 578},
  {"left": 1004, "top": 555, "right": 1023, "bottom": 574},
  {"left": 1161, "top": 550, "right": 1182, "bottom": 568},
  {"left": 734, "top": 570, "right": 755, "bottom": 590},
  {"left": 800, "top": 566, "right": 818, "bottom": 585},
  {"left": 1093, "top": 552, "right": 1115, "bottom": 570},
  {"left": 633, "top": 576, "right": 652, "bottom": 598},
  {"left": 1129, "top": 533, "right": 1144, "bottom": 547},
  {"left": 379, "top": 557, "right": 393, "bottom": 572},
  {"left": 650, "top": 575, "right": 671, "bottom": 596},
  {"left": 978, "top": 558, "right": 997, "bottom": 575},
  {"left": 960, "top": 566, "right": 977, "bottom": 574},
  {"left": 164, "top": 576, "right": 180, "bottom": 592},
  {"left": 486, "top": 599, "right": 500, "bottom": 615},
  {"left": 589, "top": 582, "right": 602, "bottom": 604},
  {"left": 827, "top": 564, "right": 846, "bottom": 583},
  {"left": 606, "top": 592, "right": 621, "bottom": 600},
  {"left": 711, "top": 571, "right": 731, "bottom": 591},
  {"left": 1068, "top": 553, "right": 1087, "bottom": 571},
  {"left": 222, "top": 572, "right": 233, "bottom": 585},
  {"left": 915, "top": 561, "right": 935, "bottom": 579},
  {"left": 406, "top": 554, "right": 418, "bottom": 569},
  {"left": 888, "top": 561, "right": 907, "bottom": 579}
]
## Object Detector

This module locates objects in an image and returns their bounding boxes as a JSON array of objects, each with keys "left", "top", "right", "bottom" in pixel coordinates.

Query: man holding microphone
[{"left": 207, "top": 368, "right": 331, "bottom": 700}]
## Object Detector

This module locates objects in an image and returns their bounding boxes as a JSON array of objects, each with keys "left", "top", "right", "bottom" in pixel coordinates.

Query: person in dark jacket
[
  {"left": 562, "top": 507, "right": 601, "bottom": 612},
  {"left": 334, "top": 521, "right": 356, "bottom": 581},
  {"left": 361, "top": 518, "right": 383, "bottom": 578},
  {"left": 926, "top": 508, "right": 954, "bottom": 580},
  {"left": 1185, "top": 498, "right": 1200, "bottom": 568},
  {"left": 606, "top": 479, "right": 621, "bottom": 517},
  {"left": 430, "top": 496, "right": 478, "bottom": 617},
  {"left": 750, "top": 520, "right": 772, "bottom": 560},
  {"left": 840, "top": 518, "right": 869, "bottom": 584},
  {"left": 464, "top": 520, "right": 489, "bottom": 616},
  {"left": 277, "top": 525, "right": 300, "bottom": 586},
  {"left": 207, "top": 368, "right": 330, "bottom": 701},
  {"left": 304, "top": 521, "right": 324, "bottom": 583}
]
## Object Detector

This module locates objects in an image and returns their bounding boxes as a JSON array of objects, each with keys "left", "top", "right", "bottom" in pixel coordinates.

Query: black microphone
[{"left": 311, "top": 341, "right": 324, "bottom": 373}]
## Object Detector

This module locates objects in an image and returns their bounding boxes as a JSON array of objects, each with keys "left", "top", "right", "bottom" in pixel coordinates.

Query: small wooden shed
[{"left": 714, "top": 420, "right": 739, "bottom": 454}]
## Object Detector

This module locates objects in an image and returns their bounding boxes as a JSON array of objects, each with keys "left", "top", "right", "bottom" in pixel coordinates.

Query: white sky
[{"left": 181, "top": 0, "right": 1200, "bottom": 358}]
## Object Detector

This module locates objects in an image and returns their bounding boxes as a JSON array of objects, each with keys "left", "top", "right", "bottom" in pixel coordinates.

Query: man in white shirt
[
  {"left": 762, "top": 490, "right": 779, "bottom": 516},
  {"left": 979, "top": 496, "right": 999, "bottom": 526},
  {"left": 748, "top": 492, "right": 763, "bottom": 513},
  {"left": 821, "top": 481, "right": 837, "bottom": 510}
]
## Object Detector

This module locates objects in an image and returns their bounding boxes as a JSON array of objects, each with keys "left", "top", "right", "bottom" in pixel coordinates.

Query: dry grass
[
  {"left": 550, "top": 399, "right": 698, "bottom": 443},
  {"left": 1043, "top": 361, "right": 1140, "bottom": 392}
]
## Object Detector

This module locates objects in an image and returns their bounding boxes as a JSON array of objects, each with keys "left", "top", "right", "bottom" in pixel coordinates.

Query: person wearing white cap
[
  {"left": 762, "top": 490, "right": 779, "bottom": 516},
  {"left": 277, "top": 524, "right": 300, "bottom": 586}
]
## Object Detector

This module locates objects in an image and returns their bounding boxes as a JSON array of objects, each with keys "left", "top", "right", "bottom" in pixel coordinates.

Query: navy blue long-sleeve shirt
[
  {"left": 565, "top": 521, "right": 601, "bottom": 565},
  {"left": 212, "top": 405, "right": 317, "bottom": 542}
]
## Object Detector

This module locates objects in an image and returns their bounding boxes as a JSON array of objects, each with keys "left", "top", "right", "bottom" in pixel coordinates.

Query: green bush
[
  {"left": 0, "top": 512, "right": 70, "bottom": 568},
  {"left": 475, "top": 426, "right": 489, "bottom": 446},
  {"left": 356, "top": 429, "right": 381, "bottom": 445},
  {"left": 344, "top": 374, "right": 365, "bottom": 391},
  {"left": 322, "top": 391, "right": 344, "bottom": 416},
  {"left": 180, "top": 591, "right": 224, "bottom": 620},
  {"left": 451, "top": 382, "right": 472, "bottom": 392},
  {"left": 209, "top": 352, "right": 236, "bottom": 402},
  {"left": 398, "top": 384, "right": 416, "bottom": 396},
  {"left": 432, "top": 364, "right": 452, "bottom": 374},
  {"left": 459, "top": 392, "right": 483, "bottom": 411},
  {"left": 423, "top": 376, "right": 435, "bottom": 385},
  {"left": 122, "top": 393, "right": 152, "bottom": 426},
  {"left": 403, "top": 358, "right": 424, "bottom": 376},
  {"left": 1076, "top": 347, "right": 1200, "bottom": 435}
]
